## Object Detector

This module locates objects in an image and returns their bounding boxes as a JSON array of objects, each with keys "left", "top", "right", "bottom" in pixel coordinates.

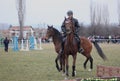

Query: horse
[
  {"left": 62, "top": 18, "right": 79, "bottom": 77},
  {"left": 45, "top": 25, "right": 63, "bottom": 72},
  {"left": 45, "top": 24, "right": 107, "bottom": 76},
  {"left": 63, "top": 18, "right": 107, "bottom": 75}
]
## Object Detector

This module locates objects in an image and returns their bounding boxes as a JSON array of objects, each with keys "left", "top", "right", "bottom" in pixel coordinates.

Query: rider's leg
[
  {"left": 60, "top": 40, "right": 64, "bottom": 54},
  {"left": 59, "top": 35, "right": 66, "bottom": 54},
  {"left": 75, "top": 34, "right": 84, "bottom": 53}
]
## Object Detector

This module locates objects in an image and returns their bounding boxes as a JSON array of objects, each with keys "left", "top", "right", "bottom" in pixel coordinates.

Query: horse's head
[
  {"left": 45, "top": 25, "right": 54, "bottom": 39},
  {"left": 64, "top": 17, "right": 74, "bottom": 34}
]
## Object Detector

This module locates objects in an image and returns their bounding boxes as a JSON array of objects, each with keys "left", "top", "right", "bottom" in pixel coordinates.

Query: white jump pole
[
  {"left": 34, "top": 38, "right": 38, "bottom": 50},
  {"left": 25, "top": 39, "right": 29, "bottom": 51},
  {"left": 39, "top": 37, "right": 43, "bottom": 50},
  {"left": 20, "top": 39, "right": 24, "bottom": 51}
]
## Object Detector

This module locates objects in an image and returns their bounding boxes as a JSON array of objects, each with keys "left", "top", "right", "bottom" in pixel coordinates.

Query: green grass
[{"left": 0, "top": 43, "right": 120, "bottom": 81}]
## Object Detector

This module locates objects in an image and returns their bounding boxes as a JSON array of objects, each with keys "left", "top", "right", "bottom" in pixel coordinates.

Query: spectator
[{"left": 3, "top": 37, "right": 9, "bottom": 52}]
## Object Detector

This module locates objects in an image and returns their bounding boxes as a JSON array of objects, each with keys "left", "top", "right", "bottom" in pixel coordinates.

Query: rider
[{"left": 60, "top": 10, "right": 83, "bottom": 54}]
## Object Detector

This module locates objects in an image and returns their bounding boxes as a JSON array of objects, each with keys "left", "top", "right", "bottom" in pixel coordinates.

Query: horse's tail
[{"left": 92, "top": 41, "right": 107, "bottom": 61}]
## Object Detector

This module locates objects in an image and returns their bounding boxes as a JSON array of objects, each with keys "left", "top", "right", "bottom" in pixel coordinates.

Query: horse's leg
[
  {"left": 72, "top": 54, "right": 77, "bottom": 77},
  {"left": 59, "top": 55, "right": 63, "bottom": 71},
  {"left": 84, "top": 57, "right": 89, "bottom": 69},
  {"left": 89, "top": 56, "right": 93, "bottom": 70},
  {"left": 55, "top": 54, "right": 62, "bottom": 72},
  {"left": 62, "top": 57, "right": 65, "bottom": 76},
  {"left": 65, "top": 55, "right": 69, "bottom": 76}
]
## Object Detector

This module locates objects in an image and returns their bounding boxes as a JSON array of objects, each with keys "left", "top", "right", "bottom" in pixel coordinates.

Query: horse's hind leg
[
  {"left": 89, "top": 56, "right": 93, "bottom": 70},
  {"left": 84, "top": 56, "right": 93, "bottom": 71},
  {"left": 84, "top": 58, "right": 89, "bottom": 69}
]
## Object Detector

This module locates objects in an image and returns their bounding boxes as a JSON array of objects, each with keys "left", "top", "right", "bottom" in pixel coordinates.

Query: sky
[{"left": 0, "top": 0, "right": 119, "bottom": 28}]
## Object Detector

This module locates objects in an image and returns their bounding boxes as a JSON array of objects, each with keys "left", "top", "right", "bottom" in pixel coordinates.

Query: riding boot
[
  {"left": 75, "top": 34, "right": 84, "bottom": 53},
  {"left": 59, "top": 41, "right": 64, "bottom": 54},
  {"left": 78, "top": 40, "right": 84, "bottom": 53},
  {"left": 59, "top": 34, "right": 66, "bottom": 54}
]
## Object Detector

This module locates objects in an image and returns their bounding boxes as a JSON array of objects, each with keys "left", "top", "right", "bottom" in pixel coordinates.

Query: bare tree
[
  {"left": 102, "top": 5, "right": 109, "bottom": 26},
  {"left": 90, "top": 0, "right": 96, "bottom": 35},
  {"left": 16, "top": 0, "right": 26, "bottom": 39},
  {"left": 90, "top": 0, "right": 96, "bottom": 26},
  {"left": 90, "top": 0, "right": 110, "bottom": 36},
  {"left": 95, "top": 4, "right": 102, "bottom": 25},
  {"left": 92, "top": 3, "right": 109, "bottom": 26}
]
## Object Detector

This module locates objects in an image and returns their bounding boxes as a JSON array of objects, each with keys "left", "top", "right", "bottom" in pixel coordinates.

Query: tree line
[{"left": 78, "top": 0, "right": 120, "bottom": 37}]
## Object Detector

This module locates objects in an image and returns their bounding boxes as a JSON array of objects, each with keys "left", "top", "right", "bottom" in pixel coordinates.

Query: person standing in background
[{"left": 3, "top": 37, "right": 9, "bottom": 52}]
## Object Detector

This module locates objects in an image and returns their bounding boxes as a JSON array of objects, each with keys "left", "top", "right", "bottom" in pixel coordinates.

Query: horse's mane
[
  {"left": 52, "top": 27, "right": 61, "bottom": 36},
  {"left": 52, "top": 27, "right": 62, "bottom": 41}
]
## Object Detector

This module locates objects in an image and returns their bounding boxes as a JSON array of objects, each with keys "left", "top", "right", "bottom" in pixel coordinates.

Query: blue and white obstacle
[
  {"left": 29, "top": 35, "right": 35, "bottom": 50},
  {"left": 12, "top": 36, "right": 19, "bottom": 51},
  {"left": 12, "top": 35, "right": 43, "bottom": 52}
]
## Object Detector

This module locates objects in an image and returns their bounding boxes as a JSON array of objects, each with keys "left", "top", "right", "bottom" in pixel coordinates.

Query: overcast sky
[{"left": 0, "top": 0, "right": 118, "bottom": 27}]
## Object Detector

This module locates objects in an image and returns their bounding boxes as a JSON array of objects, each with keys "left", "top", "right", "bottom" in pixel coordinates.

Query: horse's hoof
[
  {"left": 59, "top": 68, "right": 62, "bottom": 71},
  {"left": 58, "top": 69, "right": 62, "bottom": 72},
  {"left": 88, "top": 69, "right": 92, "bottom": 72},
  {"left": 57, "top": 68, "right": 61, "bottom": 72},
  {"left": 56, "top": 66, "right": 60, "bottom": 72},
  {"left": 83, "top": 65, "right": 87, "bottom": 70},
  {"left": 72, "top": 74, "right": 75, "bottom": 77},
  {"left": 72, "top": 71, "right": 76, "bottom": 77},
  {"left": 84, "top": 67, "right": 87, "bottom": 70},
  {"left": 56, "top": 67, "right": 61, "bottom": 72}
]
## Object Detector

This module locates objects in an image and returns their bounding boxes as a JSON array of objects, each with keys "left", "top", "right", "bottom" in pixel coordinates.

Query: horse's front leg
[
  {"left": 65, "top": 55, "right": 69, "bottom": 76},
  {"left": 55, "top": 54, "right": 61, "bottom": 72},
  {"left": 59, "top": 55, "right": 63, "bottom": 71},
  {"left": 72, "top": 54, "right": 77, "bottom": 77},
  {"left": 62, "top": 56, "right": 66, "bottom": 76}
]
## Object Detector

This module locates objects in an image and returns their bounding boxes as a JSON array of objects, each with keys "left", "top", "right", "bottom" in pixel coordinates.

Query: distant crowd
[
  {"left": 0, "top": 35, "right": 120, "bottom": 52},
  {"left": 88, "top": 35, "right": 120, "bottom": 44}
]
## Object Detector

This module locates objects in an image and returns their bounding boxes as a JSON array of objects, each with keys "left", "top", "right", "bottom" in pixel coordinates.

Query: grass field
[{"left": 0, "top": 43, "right": 120, "bottom": 81}]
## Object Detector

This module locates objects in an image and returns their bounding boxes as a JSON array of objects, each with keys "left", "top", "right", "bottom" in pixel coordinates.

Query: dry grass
[{"left": 0, "top": 43, "right": 120, "bottom": 81}]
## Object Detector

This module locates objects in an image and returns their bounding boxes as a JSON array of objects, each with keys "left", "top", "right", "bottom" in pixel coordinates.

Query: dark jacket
[
  {"left": 61, "top": 18, "right": 80, "bottom": 35},
  {"left": 4, "top": 38, "right": 9, "bottom": 47}
]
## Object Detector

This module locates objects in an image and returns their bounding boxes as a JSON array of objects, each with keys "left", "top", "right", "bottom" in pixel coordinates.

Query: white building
[{"left": 9, "top": 26, "right": 34, "bottom": 39}]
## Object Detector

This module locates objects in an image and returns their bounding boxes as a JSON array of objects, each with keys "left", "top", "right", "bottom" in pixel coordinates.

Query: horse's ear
[
  {"left": 64, "top": 16, "right": 67, "bottom": 20},
  {"left": 51, "top": 25, "right": 53, "bottom": 28},
  {"left": 47, "top": 25, "right": 50, "bottom": 28}
]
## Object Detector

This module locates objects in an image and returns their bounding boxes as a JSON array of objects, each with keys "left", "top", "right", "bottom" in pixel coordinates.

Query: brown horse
[
  {"left": 62, "top": 18, "right": 79, "bottom": 77},
  {"left": 45, "top": 24, "right": 107, "bottom": 76},
  {"left": 63, "top": 18, "right": 107, "bottom": 76},
  {"left": 45, "top": 25, "right": 63, "bottom": 72}
]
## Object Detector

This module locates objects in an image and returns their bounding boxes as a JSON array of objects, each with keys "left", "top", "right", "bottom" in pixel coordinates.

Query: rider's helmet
[{"left": 67, "top": 10, "right": 73, "bottom": 16}]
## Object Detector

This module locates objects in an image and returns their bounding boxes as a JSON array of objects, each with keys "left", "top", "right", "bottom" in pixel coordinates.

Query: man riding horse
[{"left": 60, "top": 10, "right": 83, "bottom": 54}]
